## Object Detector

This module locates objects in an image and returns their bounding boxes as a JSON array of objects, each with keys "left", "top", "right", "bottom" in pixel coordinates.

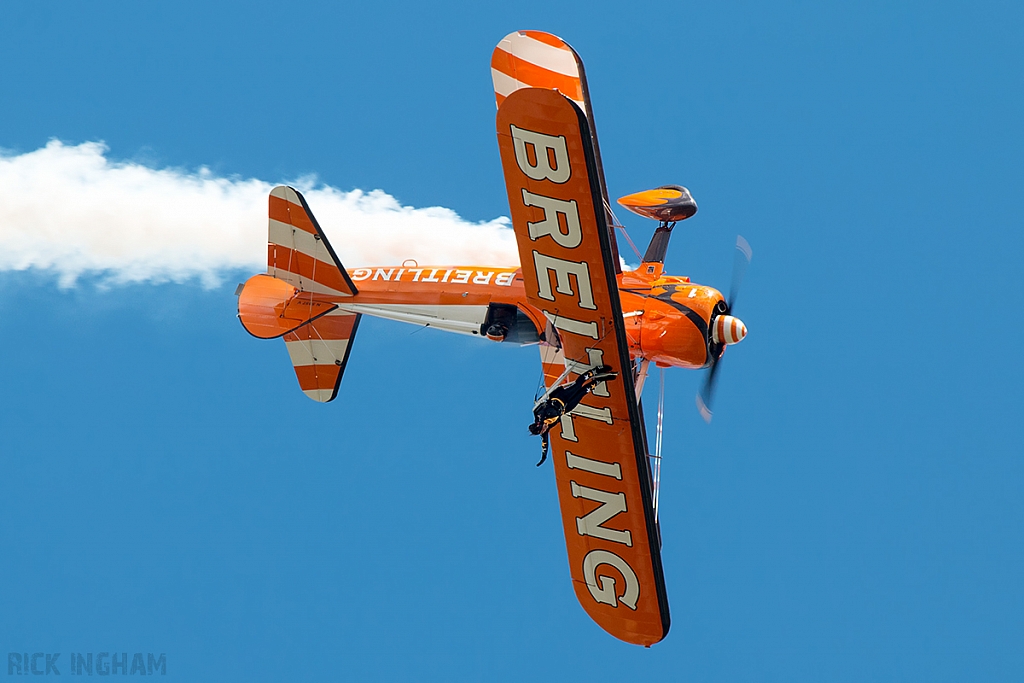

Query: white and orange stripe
[
  {"left": 492, "top": 31, "right": 622, "bottom": 274},
  {"left": 491, "top": 31, "right": 587, "bottom": 113},
  {"left": 712, "top": 315, "right": 747, "bottom": 345},
  {"left": 268, "top": 185, "right": 357, "bottom": 297},
  {"left": 283, "top": 310, "right": 361, "bottom": 403}
]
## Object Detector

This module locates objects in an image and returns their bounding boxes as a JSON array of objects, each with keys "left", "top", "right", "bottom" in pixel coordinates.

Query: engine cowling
[{"left": 635, "top": 284, "right": 725, "bottom": 369}]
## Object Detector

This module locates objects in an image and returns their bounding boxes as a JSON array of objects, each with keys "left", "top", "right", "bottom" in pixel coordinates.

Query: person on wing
[{"left": 529, "top": 365, "right": 618, "bottom": 466}]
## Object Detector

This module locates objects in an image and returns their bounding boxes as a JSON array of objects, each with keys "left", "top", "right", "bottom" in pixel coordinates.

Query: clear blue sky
[{"left": 2, "top": 1, "right": 1023, "bottom": 680}]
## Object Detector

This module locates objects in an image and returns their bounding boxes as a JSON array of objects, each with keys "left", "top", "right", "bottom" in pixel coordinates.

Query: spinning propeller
[
  {"left": 613, "top": 184, "right": 752, "bottom": 526},
  {"left": 616, "top": 186, "right": 752, "bottom": 423},
  {"left": 696, "top": 235, "right": 752, "bottom": 422}
]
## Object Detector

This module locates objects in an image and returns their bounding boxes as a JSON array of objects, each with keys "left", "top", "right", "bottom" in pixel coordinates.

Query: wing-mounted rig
[
  {"left": 616, "top": 184, "right": 750, "bottom": 421},
  {"left": 617, "top": 185, "right": 697, "bottom": 265}
]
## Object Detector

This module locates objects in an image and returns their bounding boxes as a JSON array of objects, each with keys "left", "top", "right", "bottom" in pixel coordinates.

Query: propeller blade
[
  {"left": 696, "top": 353, "right": 724, "bottom": 423},
  {"left": 728, "top": 235, "right": 752, "bottom": 311},
  {"left": 698, "top": 236, "right": 750, "bottom": 422}
]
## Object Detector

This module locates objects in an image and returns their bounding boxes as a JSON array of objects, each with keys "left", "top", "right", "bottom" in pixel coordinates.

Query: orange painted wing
[
  {"left": 492, "top": 31, "right": 620, "bottom": 273},
  {"left": 496, "top": 88, "right": 669, "bottom": 646},
  {"left": 491, "top": 30, "right": 587, "bottom": 111}
]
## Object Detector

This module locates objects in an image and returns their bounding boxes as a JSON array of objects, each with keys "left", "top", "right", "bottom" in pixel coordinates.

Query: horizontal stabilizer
[
  {"left": 238, "top": 273, "right": 337, "bottom": 339},
  {"left": 284, "top": 311, "right": 361, "bottom": 402}
]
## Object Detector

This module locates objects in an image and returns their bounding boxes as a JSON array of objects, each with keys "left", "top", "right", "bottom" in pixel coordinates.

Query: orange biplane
[{"left": 236, "top": 31, "right": 750, "bottom": 646}]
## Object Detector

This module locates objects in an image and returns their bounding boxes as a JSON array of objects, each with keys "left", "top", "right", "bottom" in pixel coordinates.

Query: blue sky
[{"left": 2, "top": 1, "right": 1023, "bottom": 680}]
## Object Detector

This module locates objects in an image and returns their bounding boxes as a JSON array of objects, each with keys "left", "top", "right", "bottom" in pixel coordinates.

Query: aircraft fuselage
[{"left": 335, "top": 262, "right": 726, "bottom": 370}]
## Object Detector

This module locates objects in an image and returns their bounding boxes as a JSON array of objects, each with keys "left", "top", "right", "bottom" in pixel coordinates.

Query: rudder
[{"left": 268, "top": 185, "right": 358, "bottom": 296}]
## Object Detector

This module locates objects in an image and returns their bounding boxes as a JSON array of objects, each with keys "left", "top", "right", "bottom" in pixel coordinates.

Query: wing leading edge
[{"left": 496, "top": 87, "right": 669, "bottom": 646}]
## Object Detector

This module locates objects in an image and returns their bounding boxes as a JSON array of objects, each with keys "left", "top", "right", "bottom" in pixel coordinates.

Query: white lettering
[
  {"left": 472, "top": 271, "right": 493, "bottom": 285},
  {"left": 409, "top": 268, "right": 424, "bottom": 281},
  {"left": 544, "top": 311, "right": 598, "bottom": 340},
  {"left": 566, "top": 452, "right": 622, "bottom": 480},
  {"left": 570, "top": 482, "right": 632, "bottom": 546},
  {"left": 559, "top": 413, "right": 578, "bottom": 441},
  {"left": 567, "top": 348, "right": 609, "bottom": 397},
  {"left": 533, "top": 253, "right": 596, "bottom": 309},
  {"left": 522, "top": 191, "right": 582, "bottom": 248},
  {"left": 570, "top": 403, "right": 613, "bottom": 424},
  {"left": 372, "top": 268, "right": 395, "bottom": 281},
  {"left": 495, "top": 272, "right": 515, "bottom": 287},
  {"left": 583, "top": 550, "right": 640, "bottom": 610},
  {"left": 451, "top": 270, "right": 471, "bottom": 284},
  {"left": 510, "top": 125, "right": 571, "bottom": 183},
  {"left": 422, "top": 269, "right": 441, "bottom": 283},
  {"left": 351, "top": 268, "right": 371, "bottom": 281}
]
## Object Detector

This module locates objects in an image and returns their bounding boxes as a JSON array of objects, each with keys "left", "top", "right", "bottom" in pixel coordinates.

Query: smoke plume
[{"left": 0, "top": 140, "right": 519, "bottom": 287}]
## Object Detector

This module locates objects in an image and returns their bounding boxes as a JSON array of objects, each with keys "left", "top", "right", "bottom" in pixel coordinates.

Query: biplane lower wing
[{"left": 496, "top": 88, "right": 670, "bottom": 646}]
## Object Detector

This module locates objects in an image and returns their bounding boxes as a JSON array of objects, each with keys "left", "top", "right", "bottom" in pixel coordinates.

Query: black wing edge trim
[
  {"left": 287, "top": 186, "right": 360, "bottom": 296},
  {"left": 570, "top": 98, "right": 671, "bottom": 639},
  {"left": 325, "top": 312, "right": 362, "bottom": 403},
  {"left": 565, "top": 44, "right": 621, "bottom": 274},
  {"left": 236, "top": 299, "right": 339, "bottom": 341}
]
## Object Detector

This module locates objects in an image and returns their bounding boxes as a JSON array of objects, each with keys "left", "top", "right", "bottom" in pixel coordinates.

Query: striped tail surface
[
  {"left": 283, "top": 310, "right": 361, "bottom": 403},
  {"left": 268, "top": 185, "right": 358, "bottom": 296},
  {"left": 237, "top": 185, "right": 361, "bottom": 403}
]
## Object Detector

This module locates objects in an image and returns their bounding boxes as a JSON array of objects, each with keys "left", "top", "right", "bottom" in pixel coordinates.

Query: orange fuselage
[{"left": 332, "top": 263, "right": 726, "bottom": 369}]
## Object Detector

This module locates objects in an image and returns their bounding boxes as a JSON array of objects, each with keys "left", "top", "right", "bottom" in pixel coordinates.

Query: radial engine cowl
[{"left": 712, "top": 315, "right": 747, "bottom": 345}]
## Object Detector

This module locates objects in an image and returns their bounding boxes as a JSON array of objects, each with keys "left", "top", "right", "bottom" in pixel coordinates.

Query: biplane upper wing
[
  {"left": 496, "top": 87, "right": 669, "bottom": 646},
  {"left": 492, "top": 30, "right": 620, "bottom": 273}
]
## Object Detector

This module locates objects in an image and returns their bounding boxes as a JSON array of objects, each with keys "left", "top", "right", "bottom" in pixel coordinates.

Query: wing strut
[{"left": 652, "top": 368, "right": 666, "bottom": 523}]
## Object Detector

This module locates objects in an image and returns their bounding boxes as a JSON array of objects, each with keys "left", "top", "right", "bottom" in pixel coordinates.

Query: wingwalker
[{"left": 235, "top": 31, "right": 750, "bottom": 647}]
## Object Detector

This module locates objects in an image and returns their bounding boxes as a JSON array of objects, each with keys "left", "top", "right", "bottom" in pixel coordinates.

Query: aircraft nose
[{"left": 712, "top": 315, "right": 747, "bottom": 345}]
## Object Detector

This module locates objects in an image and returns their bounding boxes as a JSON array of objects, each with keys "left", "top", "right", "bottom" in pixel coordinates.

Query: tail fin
[
  {"left": 268, "top": 185, "right": 358, "bottom": 296},
  {"left": 237, "top": 186, "right": 362, "bottom": 403}
]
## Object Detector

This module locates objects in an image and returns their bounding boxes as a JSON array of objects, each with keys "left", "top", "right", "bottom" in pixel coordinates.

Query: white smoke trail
[{"left": 0, "top": 140, "right": 519, "bottom": 287}]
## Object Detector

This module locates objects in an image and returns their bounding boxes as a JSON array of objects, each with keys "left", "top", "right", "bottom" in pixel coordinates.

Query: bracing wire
[
  {"left": 534, "top": 362, "right": 574, "bottom": 409},
  {"left": 604, "top": 199, "right": 643, "bottom": 262},
  {"left": 617, "top": 226, "right": 644, "bottom": 263},
  {"left": 652, "top": 367, "right": 666, "bottom": 522}
]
